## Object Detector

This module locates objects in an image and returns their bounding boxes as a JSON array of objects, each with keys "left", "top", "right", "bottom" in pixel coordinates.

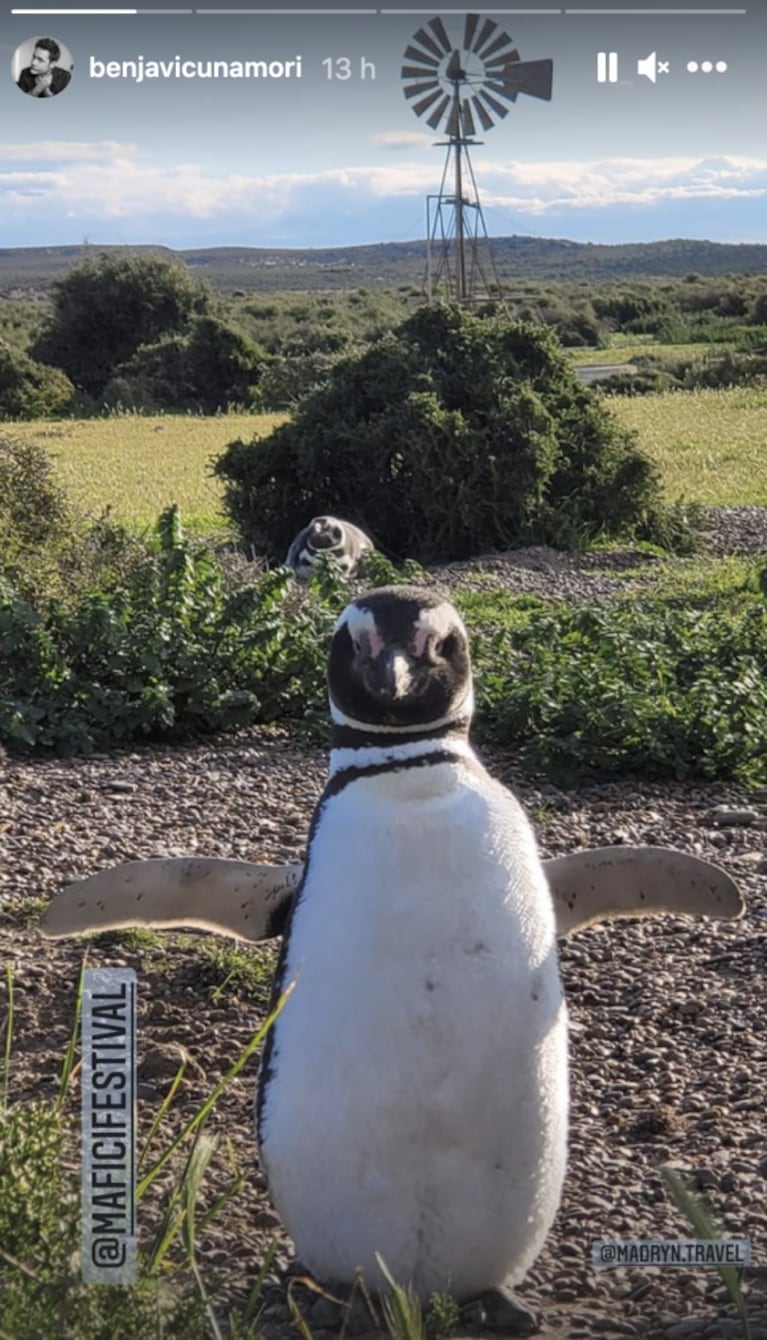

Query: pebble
[{"left": 664, "top": 1321, "right": 707, "bottom": 1339}]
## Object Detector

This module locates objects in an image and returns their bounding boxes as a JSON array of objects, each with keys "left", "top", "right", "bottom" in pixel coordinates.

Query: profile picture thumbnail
[{"left": 13, "top": 36, "right": 73, "bottom": 98}]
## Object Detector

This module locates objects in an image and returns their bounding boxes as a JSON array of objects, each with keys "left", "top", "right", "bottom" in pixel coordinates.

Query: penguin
[
  {"left": 284, "top": 515, "right": 373, "bottom": 580},
  {"left": 39, "top": 587, "right": 744, "bottom": 1330}
]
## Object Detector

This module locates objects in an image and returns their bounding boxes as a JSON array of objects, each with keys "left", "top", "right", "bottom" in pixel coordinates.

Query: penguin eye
[{"left": 438, "top": 633, "right": 458, "bottom": 659}]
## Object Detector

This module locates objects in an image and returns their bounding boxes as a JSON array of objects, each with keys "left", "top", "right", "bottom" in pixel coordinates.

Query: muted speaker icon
[{"left": 637, "top": 51, "right": 670, "bottom": 83}]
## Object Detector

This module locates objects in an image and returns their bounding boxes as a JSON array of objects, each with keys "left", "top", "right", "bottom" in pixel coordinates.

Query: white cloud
[
  {"left": 0, "top": 141, "right": 139, "bottom": 163},
  {"left": 470, "top": 155, "right": 767, "bottom": 214},
  {"left": 370, "top": 130, "right": 435, "bottom": 150},
  {"left": 0, "top": 142, "right": 764, "bottom": 225}
]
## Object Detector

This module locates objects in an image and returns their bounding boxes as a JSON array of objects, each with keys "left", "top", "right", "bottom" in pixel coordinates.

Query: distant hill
[{"left": 0, "top": 236, "right": 766, "bottom": 295}]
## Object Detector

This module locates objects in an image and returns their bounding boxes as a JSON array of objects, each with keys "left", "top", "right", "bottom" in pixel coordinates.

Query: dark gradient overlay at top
[{"left": 1, "top": 2, "right": 763, "bottom": 246}]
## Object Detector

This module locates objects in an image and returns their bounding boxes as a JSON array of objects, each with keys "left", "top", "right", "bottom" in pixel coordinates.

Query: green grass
[
  {"left": 0, "top": 960, "right": 291, "bottom": 1339},
  {"left": 568, "top": 340, "right": 724, "bottom": 367},
  {"left": 3, "top": 414, "right": 287, "bottom": 533},
  {"left": 611, "top": 386, "right": 767, "bottom": 505},
  {"left": 4, "top": 385, "right": 764, "bottom": 534},
  {"left": 581, "top": 554, "right": 759, "bottom": 600}
]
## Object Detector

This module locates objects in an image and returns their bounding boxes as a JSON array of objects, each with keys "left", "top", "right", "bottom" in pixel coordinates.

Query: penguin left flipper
[
  {"left": 39, "top": 857, "right": 302, "bottom": 941},
  {"left": 548, "top": 845, "right": 743, "bottom": 934},
  {"left": 39, "top": 847, "right": 743, "bottom": 943}
]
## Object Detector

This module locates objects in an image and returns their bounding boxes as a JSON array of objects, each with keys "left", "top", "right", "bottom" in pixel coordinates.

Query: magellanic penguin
[
  {"left": 255, "top": 585, "right": 569, "bottom": 1314},
  {"left": 284, "top": 515, "right": 373, "bottom": 580},
  {"left": 39, "top": 588, "right": 744, "bottom": 1327}
]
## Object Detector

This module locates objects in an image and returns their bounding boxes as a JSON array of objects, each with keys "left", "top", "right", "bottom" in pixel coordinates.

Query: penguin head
[
  {"left": 328, "top": 586, "right": 473, "bottom": 733},
  {"left": 308, "top": 516, "right": 344, "bottom": 553}
]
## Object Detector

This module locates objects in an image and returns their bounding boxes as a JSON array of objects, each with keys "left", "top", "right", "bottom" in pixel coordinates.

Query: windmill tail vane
[{"left": 402, "top": 12, "right": 553, "bottom": 304}]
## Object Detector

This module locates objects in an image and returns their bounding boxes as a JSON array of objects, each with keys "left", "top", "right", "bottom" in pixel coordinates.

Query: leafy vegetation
[
  {"left": 0, "top": 503, "right": 335, "bottom": 752},
  {"left": 105, "top": 314, "right": 269, "bottom": 414},
  {"left": 600, "top": 348, "right": 767, "bottom": 397},
  {"left": 474, "top": 592, "right": 767, "bottom": 786},
  {"left": 3, "top": 255, "right": 767, "bottom": 418},
  {"left": 215, "top": 303, "right": 685, "bottom": 565},
  {"left": 0, "top": 435, "right": 146, "bottom": 606},
  {"left": 2, "top": 488, "right": 765, "bottom": 787},
  {"left": 0, "top": 338, "right": 75, "bottom": 419},
  {"left": 29, "top": 252, "right": 213, "bottom": 397}
]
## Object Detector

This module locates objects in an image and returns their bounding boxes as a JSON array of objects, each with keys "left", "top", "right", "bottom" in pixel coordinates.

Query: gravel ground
[{"left": 1, "top": 506, "right": 766, "bottom": 1340}]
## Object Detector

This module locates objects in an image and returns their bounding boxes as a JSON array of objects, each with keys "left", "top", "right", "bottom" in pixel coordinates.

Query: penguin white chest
[{"left": 258, "top": 759, "right": 568, "bottom": 1300}]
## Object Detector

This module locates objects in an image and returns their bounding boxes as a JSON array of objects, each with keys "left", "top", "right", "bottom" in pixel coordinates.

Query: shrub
[
  {"left": 476, "top": 598, "right": 767, "bottom": 786},
  {"left": 105, "top": 315, "right": 269, "bottom": 413},
  {"left": 0, "top": 436, "right": 145, "bottom": 606},
  {"left": 602, "top": 350, "right": 767, "bottom": 396},
  {"left": 0, "top": 340, "right": 75, "bottom": 419},
  {"left": 0, "top": 505, "right": 338, "bottom": 752},
  {"left": 214, "top": 304, "right": 679, "bottom": 565},
  {"left": 30, "top": 252, "right": 212, "bottom": 396}
]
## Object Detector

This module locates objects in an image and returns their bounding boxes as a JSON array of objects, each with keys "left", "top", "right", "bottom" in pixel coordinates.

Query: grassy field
[
  {"left": 568, "top": 340, "right": 735, "bottom": 367},
  {"left": 4, "top": 384, "right": 765, "bottom": 533},
  {"left": 3, "top": 413, "right": 287, "bottom": 534},
  {"left": 611, "top": 385, "right": 767, "bottom": 505}
]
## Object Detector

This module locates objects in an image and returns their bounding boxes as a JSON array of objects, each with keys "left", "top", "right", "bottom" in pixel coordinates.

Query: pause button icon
[{"left": 597, "top": 52, "right": 619, "bottom": 83}]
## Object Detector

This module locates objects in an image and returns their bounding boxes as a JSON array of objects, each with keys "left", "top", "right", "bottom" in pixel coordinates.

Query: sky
[{"left": 1, "top": 1, "right": 765, "bottom": 249}]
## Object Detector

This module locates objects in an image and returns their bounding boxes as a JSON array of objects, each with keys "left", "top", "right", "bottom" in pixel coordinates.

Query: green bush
[
  {"left": 0, "top": 436, "right": 145, "bottom": 606},
  {"left": 30, "top": 252, "right": 212, "bottom": 396},
  {"left": 214, "top": 303, "right": 675, "bottom": 564},
  {"left": 0, "top": 340, "right": 75, "bottom": 419},
  {"left": 476, "top": 598, "right": 767, "bottom": 785},
  {"left": 2, "top": 498, "right": 763, "bottom": 783},
  {"left": 105, "top": 315, "right": 269, "bottom": 413},
  {"left": 602, "top": 349, "right": 767, "bottom": 396},
  {"left": 0, "top": 505, "right": 337, "bottom": 753},
  {"left": 0, "top": 436, "right": 76, "bottom": 597}
]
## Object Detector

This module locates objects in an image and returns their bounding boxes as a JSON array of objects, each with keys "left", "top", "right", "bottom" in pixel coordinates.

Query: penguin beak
[{"left": 363, "top": 645, "right": 416, "bottom": 701}]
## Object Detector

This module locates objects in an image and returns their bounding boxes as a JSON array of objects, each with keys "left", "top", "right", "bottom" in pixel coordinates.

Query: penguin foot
[{"left": 460, "top": 1285, "right": 541, "bottom": 1335}]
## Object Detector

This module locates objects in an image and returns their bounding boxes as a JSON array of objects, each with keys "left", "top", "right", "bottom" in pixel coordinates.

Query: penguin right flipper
[
  {"left": 548, "top": 846, "right": 744, "bottom": 935},
  {"left": 39, "top": 857, "right": 302, "bottom": 942}
]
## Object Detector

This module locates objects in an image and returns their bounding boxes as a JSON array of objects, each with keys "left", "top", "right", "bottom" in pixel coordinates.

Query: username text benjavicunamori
[{"left": 90, "top": 54, "right": 303, "bottom": 82}]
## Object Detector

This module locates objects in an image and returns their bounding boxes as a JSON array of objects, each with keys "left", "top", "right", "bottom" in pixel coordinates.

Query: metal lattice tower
[{"left": 402, "top": 13, "right": 553, "bottom": 304}]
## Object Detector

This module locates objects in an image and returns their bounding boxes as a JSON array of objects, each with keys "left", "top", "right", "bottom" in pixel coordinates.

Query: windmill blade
[
  {"left": 473, "top": 18, "right": 500, "bottom": 56},
  {"left": 460, "top": 98, "right": 477, "bottom": 137},
  {"left": 426, "top": 94, "right": 451, "bottom": 130},
  {"left": 428, "top": 15, "right": 452, "bottom": 54},
  {"left": 413, "top": 25, "right": 448, "bottom": 62},
  {"left": 404, "top": 78, "right": 440, "bottom": 101},
  {"left": 404, "top": 43, "right": 440, "bottom": 69},
  {"left": 485, "top": 80, "right": 519, "bottom": 107},
  {"left": 402, "top": 64, "right": 440, "bottom": 80},
  {"left": 486, "top": 49, "right": 520, "bottom": 74},
  {"left": 412, "top": 87, "right": 444, "bottom": 118},
  {"left": 476, "top": 88, "right": 511, "bottom": 121},
  {"left": 463, "top": 13, "right": 481, "bottom": 52},
  {"left": 470, "top": 94, "right": 495, "bottom": 132},
  {"left": 445, "top": 101, "right": 461, "bottom": 138},
  {"left": 482, "top": 31, "right": 518, "bottom": 63}
]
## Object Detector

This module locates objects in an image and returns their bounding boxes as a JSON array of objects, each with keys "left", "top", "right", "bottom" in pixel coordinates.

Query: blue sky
[{"left": 1, "top": 2, "right": 764, "bottom": 249}]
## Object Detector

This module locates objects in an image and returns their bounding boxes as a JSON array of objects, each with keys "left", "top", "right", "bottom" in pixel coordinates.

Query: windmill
[{"left": 402, "top": 13, "right": 553, "bottom": 304}]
